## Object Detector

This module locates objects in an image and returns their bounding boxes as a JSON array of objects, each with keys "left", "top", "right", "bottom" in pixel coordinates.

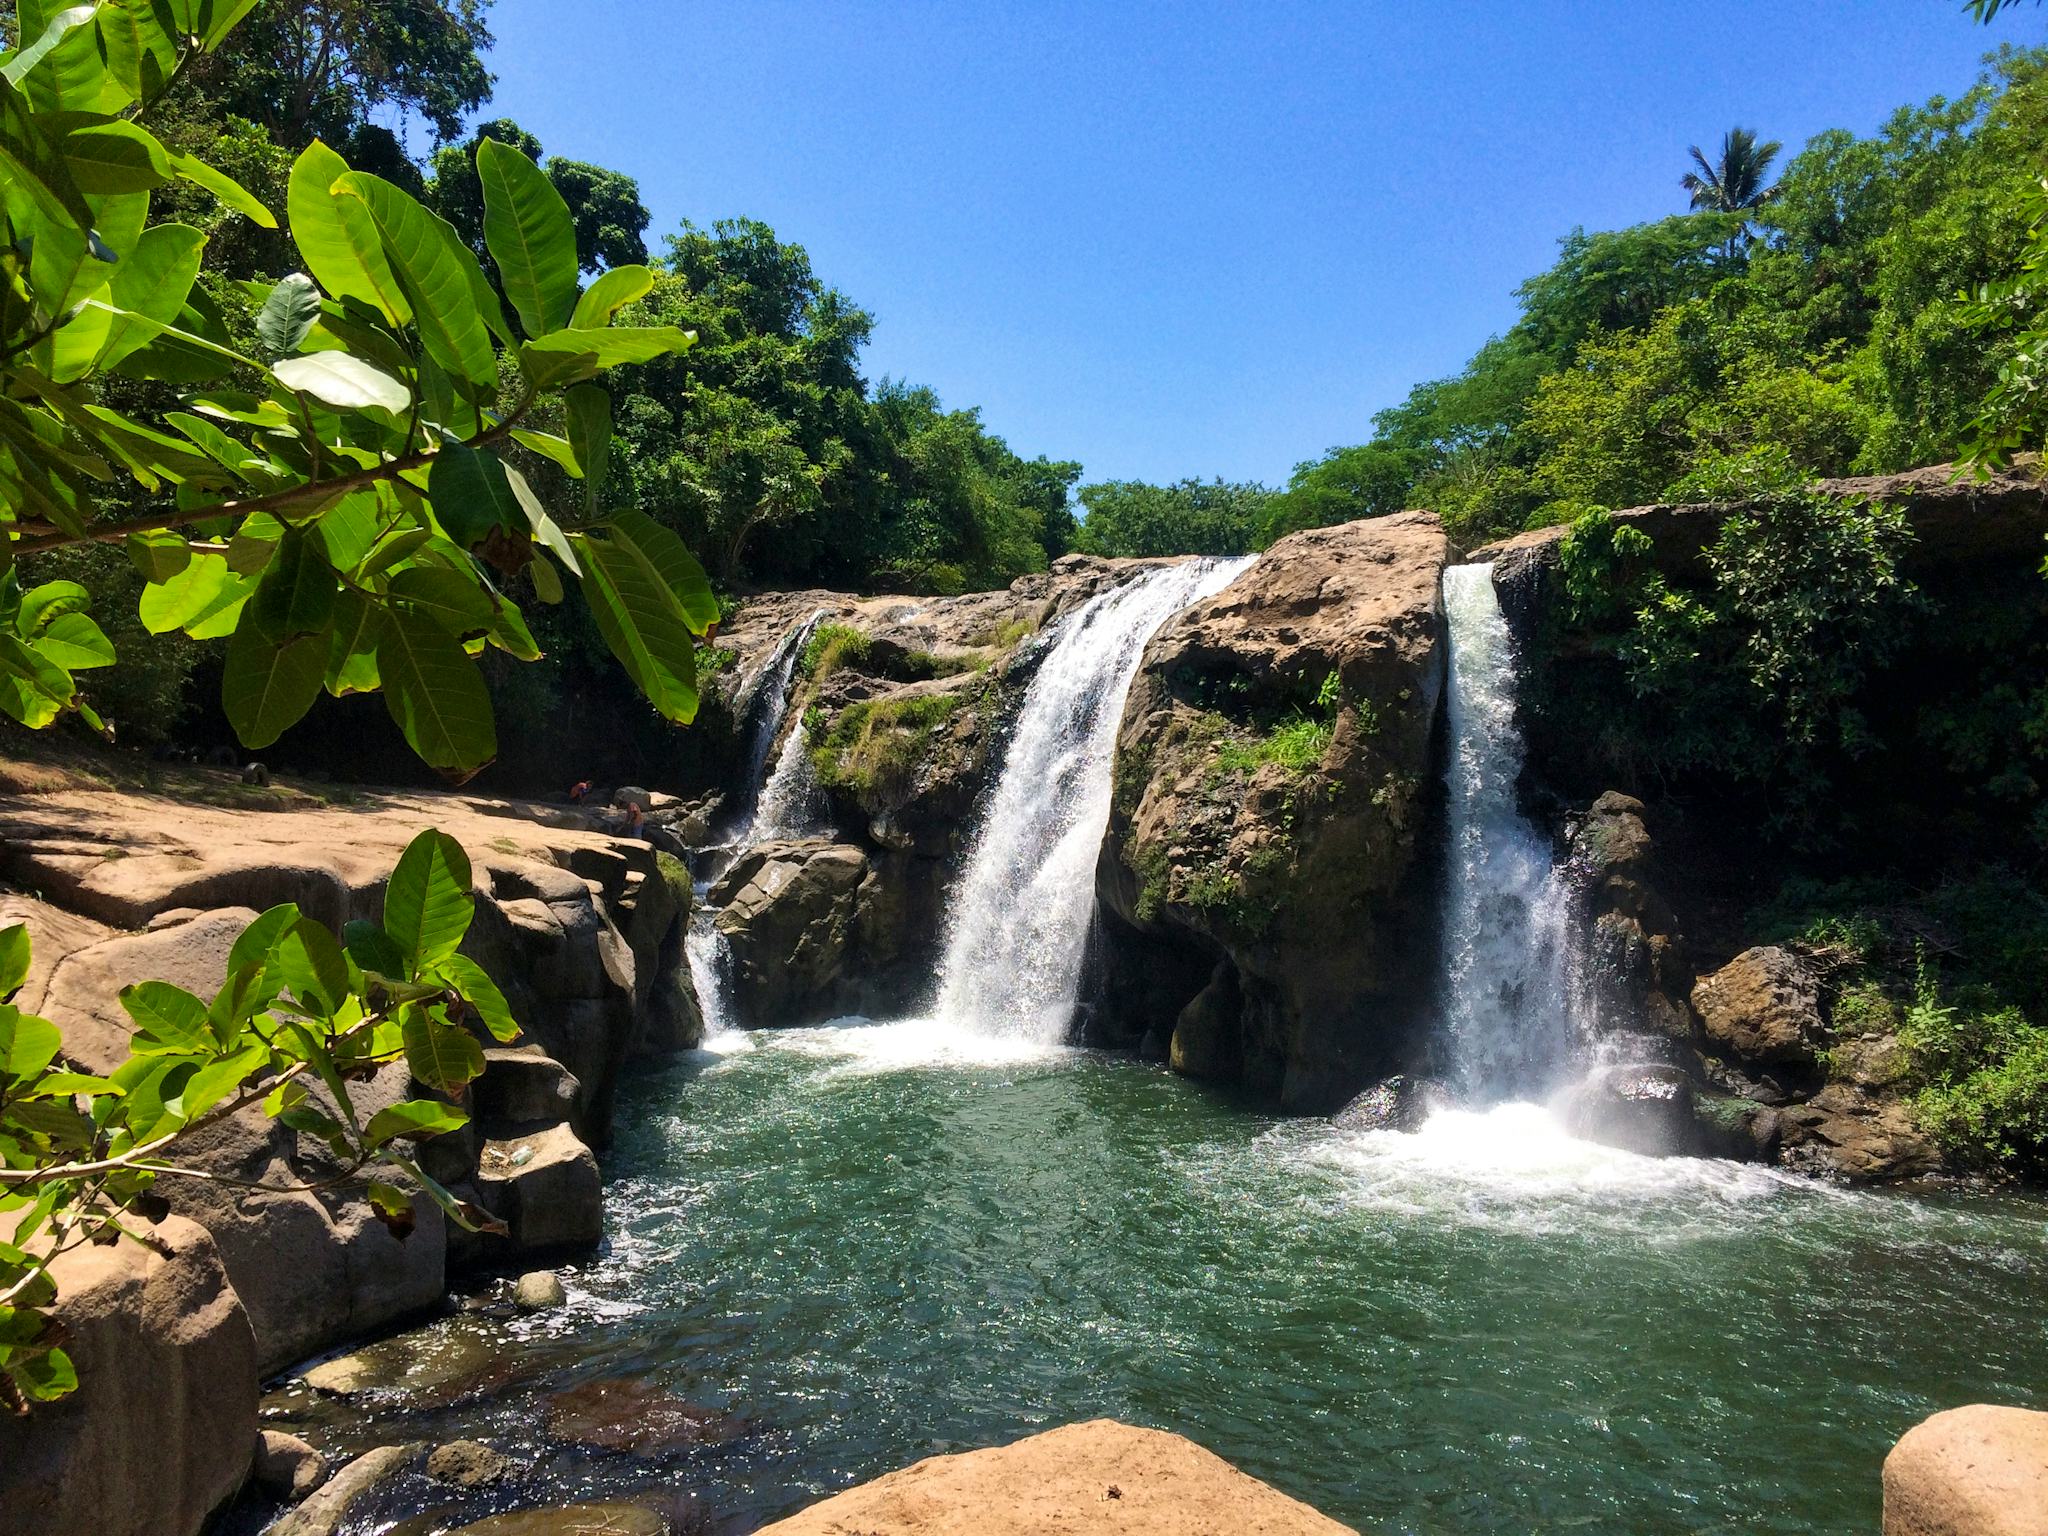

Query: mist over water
[{"left": 931, "top": 557, "right": 1253, "bottom": 1041}]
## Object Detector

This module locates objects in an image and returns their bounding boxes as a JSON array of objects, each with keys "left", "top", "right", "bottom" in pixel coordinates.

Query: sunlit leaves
[
  {"left": 256, "top": 274, "right": 323, "bottom": 356},
  {"left": 476, "top": 136, "right": 579, "bottom": 338},
  {"left": 334, "top": 169, "right": 503, "bottom": 390},
  {"left": 381, "top": 829, "right": 474, "bottom": 974},
  {"left": 378, "top": 603, "right": 496, "bottom": 778},
  {"left": 272, "top": 352, "right": 410, "bottom": 416}
]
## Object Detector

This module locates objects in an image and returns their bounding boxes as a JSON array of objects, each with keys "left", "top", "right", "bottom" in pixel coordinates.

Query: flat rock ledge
[
  {"left": 755, "top": 1419, "right": 1356, "bottom": 1535},
  {"left": 1885, "top": 1405, "right": 2048, "bottom": 1536}
]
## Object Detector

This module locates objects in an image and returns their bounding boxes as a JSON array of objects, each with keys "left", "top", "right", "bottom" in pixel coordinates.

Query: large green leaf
[
  {"left": 166, "top": 148, "right": 275, "bottom": 227},
  {"left": 0, "top": 633, "right": 75, "bottom": 727},
  {"left": 97, "top": 222, "right": 207, "bottom": 370},
  {"left": 431, "top": 952, "right": 521, "bottom": 1043},
  {"left": 0, "top": 1003, "right": 62, "bottom": 1084},
  {"left": 569, "top": 264, "right": 655, "bottom": 330},
  {"left": 0, "top": 73, "right": 91, "bottom": 229},
  {"left": 391, "top": 566, "right": 494, "bottom": 638},
  {"left": 476, "top": 136, "right": 579, "bottom": 339},
  {"left": 270, "top": 915, "right": 349, "bottom": 1018},
  {"left": 138, "top": 552, "right": 249, "bottom": 636},
  {"left": 362, "top": 1099, "right": 469, "bottom": 1148},
  {"left": 575, "top": 532, "right": 700, "bottom": 724},
  {"left": 1, "top": 6, "right": 98, "bottom": 88},
  {"left": 256, "top": 273, "right": 322, "bottom": 356},
  {"left": 323, "top": 589, "right": 382, "bottom": 697},
  {"left": 377, "top": 606, "right": 496, "bottom": 779},
  {"left": 382, "top": 829, "right": 474, "bottom": 973},
  {"left": 34, "top": 612, "right": 114, "bottom": 670},
  {"left": 426, "top": 440, "right": 524, "bottom": 549},
  {"left": 602, "top": 509, "right": 719, "bottom": 632},
  {"left": 334, "top": 171, "right": 503, "bottom": 391},
  {"left": 566, "top": 385, "right": 612, "bottom": 511},
  {"left": 118, "top": 980, "right": 212, "bottom": 1054},
  {"left": 14, "top": 0, "right": 124, "bottom": 112},
  {"left": 0, "top": 924, "right": 29, "bottom": 998},
  {"left": 519, "top": 326, "right": 694, "bottom": 390},
  {"left": 272, "top": 352, "right": 410, "bottom": 416},
  {"left": 221, "top": 624, "right": 324, "bottom": 749},
  {"left": 61, "top": 120, "right": 173, "bottom": 194},
  {"left": 288, "top": 140, "right": 407, "bottom": 326},
  {"left": 248, "top": 528, "right": 335, "bottom": 642},
  {"left": 400, "top": 1005, "right": 486, "bottom": 1095}
]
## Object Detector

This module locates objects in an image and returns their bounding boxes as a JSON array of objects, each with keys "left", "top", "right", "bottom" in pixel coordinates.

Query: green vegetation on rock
[{"left": 809, "top": 690, "right": 966, "bottom": 800}]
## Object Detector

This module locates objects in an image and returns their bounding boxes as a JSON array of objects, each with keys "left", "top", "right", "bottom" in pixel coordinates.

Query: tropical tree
[{"left": 1682, "top": 127, "right": 1784, "bottom": 214}]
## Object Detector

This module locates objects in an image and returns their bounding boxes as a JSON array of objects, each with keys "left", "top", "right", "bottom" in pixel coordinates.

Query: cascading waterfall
[
  {"left": 1436, "top": 562, "right": 1577, "bottom": 1100},
  {"left": 932, "top": 556, "right": 1253, "bottom": 1041},
  {"left": 687, "top": 609, "right": 827, "bottom": 1039}
]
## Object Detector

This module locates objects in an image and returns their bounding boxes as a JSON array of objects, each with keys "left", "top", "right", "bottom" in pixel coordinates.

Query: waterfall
[
  {"left": 932, "top": 556, "right": 1253, "bottom": 1041},
  {"left": 689, "top": 609, "right": 826, "bottom": 1039},
  {"left": 1436, "top": 562, "right": 1575, "bottom": 1100}
]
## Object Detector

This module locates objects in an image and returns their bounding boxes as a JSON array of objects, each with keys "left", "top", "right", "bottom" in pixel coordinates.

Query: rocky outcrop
[
  {"left": 711, "top": 840, "right": 898, "bottom": 1024},
  {"left": 755, "top": 1419, "right": 1357, "bottom": 1535},
  {"left": 1692, "top": 947, "right": 1824, "bottom": 1066},
  {"left": 0, "top": 1213, "right": 256, "bottom": 1536},
  {"left": 1885, "top": 1405, "right": 2048, "bottom": 1536},
  {"left": 1565, "top": 792, "right": 1690, "bottom": 1042},
  {"left": 1095, "top": 512, "right": 1449, "bottom": 1110}
]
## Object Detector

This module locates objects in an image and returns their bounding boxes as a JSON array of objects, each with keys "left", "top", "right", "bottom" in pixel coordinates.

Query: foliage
[
  {"left": 1681, "top": 127, "right": 1783, "bottom": 215},
  {"left": 0, "top": 3, "right": 711, "bottom": 781},
  {"left": 807, "top": 689, "right": 964, "bottom": 798},
  {"left": 1074, "top": 478, "right": 1271, "bottom": 558},
  {"left": 1257, "top": 443, "right": 1420, "bottom": 545},
  {"left": 799, "top": 622, "right": 869, "bottom": 682},
  {"left": 1556, "top": 509, "right": 1654, "bottom": 627},
  {"left": 0, "top": 827, "right": 516, "bottom": 1408}
]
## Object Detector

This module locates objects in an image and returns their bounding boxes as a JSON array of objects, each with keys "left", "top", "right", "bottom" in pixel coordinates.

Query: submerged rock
[
  {"left": 545, "top": 1375, "right": 739, "bottom": 1454},
  {"left": 426, "top": 1438, "right": 515, "bottom": 1488},
  {"left": 1884, "top": 1404, "right": 2048, "bottom": 1536},
  {"left": 1333, "top": 1074, "right": 1461, "bottom": 1133},
  {"left": 1098, "top": 512, "right": 1450, "bottom": 1110},
  {"left": 754, "top": 1418, "right": 1356, "bottom": 1534},
  {"left": 266, "top": 1443, "right": 419, "bottom": 1536},
  {"left": 253, "top": 1431, "right": 326, "bottom": 1500},
  {"left": 448, "top": 1503, "right": 667, "bottom": 1536}
]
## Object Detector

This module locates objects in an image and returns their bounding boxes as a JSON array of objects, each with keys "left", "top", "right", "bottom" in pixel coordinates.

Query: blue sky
[{"left": 475, "top": 1, "right": 2024, "bottom": 488}]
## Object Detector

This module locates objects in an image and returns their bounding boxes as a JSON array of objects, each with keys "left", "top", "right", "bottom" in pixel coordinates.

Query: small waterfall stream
[
  {"left": 932, "top": 556, "right": 1253, "bottom": 1041},
  {"left": 1436, "top": 562, "right": 1576, "bottom": 1100}
]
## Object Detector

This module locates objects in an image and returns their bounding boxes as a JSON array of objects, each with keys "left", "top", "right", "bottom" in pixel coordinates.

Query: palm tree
[{"left": 1682, "top": 128, "right": 1784, "bottom": 214}]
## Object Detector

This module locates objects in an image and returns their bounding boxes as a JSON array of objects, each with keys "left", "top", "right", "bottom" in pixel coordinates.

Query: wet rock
[
  {"left": 546, "top": 1375, "right": 738, "bottom": 1454},
  {"left": 710, "top": 840, "right": 879, "bottom": 1024},
  {"left": 426, "top": 1439, "right": 515, "bottom": 1488},
  {"left": 1099, "top": 513, "right": 1450, "bottom": 1111},
  {"left": 1567, "top": 792, "right": 1691, "bottom": 1040},
  {"left": 0, "top": 1213, "right": 256, "bottom": 1536},
  {"left": 253, "top": 1430, "right": 326, "bottom": 1500},
  {"left": 299, "top": 1318, "right": 501, "bottom": 1400},
  {"left": 1690, "top": 1093, "right": 1783, "bottom": 1162},
  {"left": 754, "top": 1418, "right": 1354, "bottom": 1534},
  {"left": 1559, "top": 1064, "right": 1702, "bottom": 1157},
  {"left": 512, "top": 1270, "right": 566, "bottom": 1311},
  {"left": 267, "top": 1443, "right": 419, "bottom": 1536},
  {"left": 1333, "top": 1074, "right": 1461, "bottom": 1133},
  {"left": 1692, "top": 947, "right": 1824, "bottom": 1066},
  {"left": 448, "top": 1503, "right": 667, "bottom": 1536},
  {"left": 1168, "top": 961, "right": 1242, "bottom": 1081},
  {"left": 1780, "top": 1085, "right": 1941, "bottom": 1182},
  {"left": 1884, "top": 1404, "right": 2048, "bottom": 1535}
]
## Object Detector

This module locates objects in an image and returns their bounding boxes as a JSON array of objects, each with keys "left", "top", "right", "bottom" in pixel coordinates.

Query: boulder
[
  {"left": 0, "top": 1215, "right": 256, "bottom": 1536},
  {"left": 1333, "top": 1074, "right": 1461, "bottom": 1133},
  {"left": 1099, "top": 513, "right": 1449, "bottom": 1110},
  {"left": 512, "top": 1270, "right": 567, "bottom": 1311},
  {"left": 754, "top": 1419, "right": 1356, "bottom": 1534},
  {"left": 1780, "top": 1084, "right": 1942, "bottom": 1182},
  {"left": 253, "top": 1431, "right": 327, "bottom": 1500},
  {"left": 448, "top": 1504, "right": 667, "bottom": 1536},
  {"left": 1884, "top": 1405, "right": 2048, "bottom": 1536},
  {"left": 1566, "top": 792, "right": 1692, "bottom": 1040},
  {"left": 427, "top": 1439, "right": 515, "bottom": 1488},
  {"left": 710, "top": 840, "right": 880, "bottom": 1025},
  {"left": 267, "top": 1443, "right": 419, "bottom": 1536},
  {"left": 1692, "top": 947, "right": 1824, "bottom": 1066},
  {"left": 472, "top": 1122, "right": 603, "bottom": 1255},
  {"left": 1558, "top": 1064, "right": 1703, "bottom": 1157}
]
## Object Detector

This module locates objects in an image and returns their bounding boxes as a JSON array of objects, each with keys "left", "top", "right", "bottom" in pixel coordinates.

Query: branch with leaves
[
  {"left": 0, "top": 826, "right": 518, "bottom": 1412},
  {"left": 1, "top": 0, "right": 719, "bottom": 782}
]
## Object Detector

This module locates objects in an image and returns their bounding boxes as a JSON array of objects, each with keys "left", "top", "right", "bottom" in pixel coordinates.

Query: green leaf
[
  {"left": 34, "top": 611, "right": 114, "bottom": 670},
  {"left": 0, "top": 1001, "right": 61, "bottom": 1084},
  {"left": 570, "top": 264, "right": 655, "bottom": 329},
  {"left": 519, "top": 326, "right": 694, "bottom": 390},
  {"left": 138, "top": 552, "right": 248, "bottom": 636},
  {"left": 165, "top": 148, "right": 275, "bottom": 227},
  {"left": 400, "top": 1004, "right": 484, "bottom": 1094},
  {"left": 566, "top": 384, "right": 611, "bottom": 512},
  {"left": 227, "top": 903, "right": 301, "bottom": 973},
  {"left": 578, "top": 538, "right": 699, "bottom": 725},
  {"left": 248, "top": 528, "right": 335, "bottom": 643},
  {"left": 288, "top": 140, "right": 408, "bottom": 326},
  {"left": 271, "top": 916, "right": 349, "bottom": 1018},
  {"left": 174, "top": 1043, "right": 266, "bottom": 1120},
  {"left": 377, "top": 604, "right": 497, "bottom": 779},
  {"left": 602, "top": 508, "right": 719, "bottom": 631},
  {"left": 529, "top": 553, "right": 564, "bottom": 605},
  {"left": 62, "top": 120, "right": 173, "bottom": 194},
  {"left": 390, "top": 565, "right": 494, "bottom": 638},
  {"left": 18, "top": 580, "right": 88, "bottom": 635},
  {"left": 118, "top": 980, "right": 211, "bottom": 1054},
  {"left": 426, "top": 440, "right": 524, "bottom": 549},
  {"left": 431, "top": 952, "right": 520, "bottom": 1043},
  {"left": 508, "top": 428, "right": 581, "bottom": 476},
  {"left": 362, "top": 1179, "right": 416, "bottom": 1237},
  {"left": 256, "top": 273, "right": 322, "bottom": 356},
  {"left": 1, "top": 6, "right": 98, "bottom": 87},
  {"left": 363, "top": 1099, "right": 469, "bottom": 1148},
  {"left": 0, "top": 925, "right": 28, "bottom": 998},
  {"left": 126, "top": 529, "right": 192, "bottom": 583},
  {"left": 221, "top": 625, "right": 324, "bottom": 749},
  {"left": 0, "top": 633, "right": 76, "bottom": 728},
  {"left": 334, "top": 171, "right": 502, "bottom": 391},
  {"left": 97, "top": 221, "right": 205, "bottom": 371},
  {"left": 272, "top": 352, "right": 410, "bottom": 416},
  {"left": 382, "top": 829, "right": 474, "bottom": 974},
  {"left": 342, "top": 919, "right": 407, "bottom": 979},
  {"left": 476, "top": 136, "right": 580, "bottom": 339},
  {"left": 0, "top": 74, "right": 92, "bottom": 230}
]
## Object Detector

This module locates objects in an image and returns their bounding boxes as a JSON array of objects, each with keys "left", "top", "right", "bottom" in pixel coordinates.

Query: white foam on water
[{"left": 749, "top": 1014, "right": 1073, "bottom": 1075}]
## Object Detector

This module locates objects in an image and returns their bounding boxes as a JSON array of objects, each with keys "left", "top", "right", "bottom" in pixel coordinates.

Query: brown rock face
[
  {"left": 712, "top": 840, "right": 894, "bottom": 1024},
  {"left": 1692, "top": 947, "right": 1824, "bottom": 1065},
  {"left": 0, "top": 1214, "right": 257, "bottom": 1536},
  {"left": 1884, "top": 1405, "right": 2048, "bottom": 1536},
  {"left": 1097, "top": 513, "right": 1449, "bottom": 1110},
  {"left": 755, "top": 1419, "right": 1356, "bottom": 1535},
  {"left": 1565, "top": 792, "right": 1692, "bottom": 1042}
]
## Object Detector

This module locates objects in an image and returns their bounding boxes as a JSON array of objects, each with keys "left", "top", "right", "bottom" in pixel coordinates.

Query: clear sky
[{"left": 473, "top": 1, "right": 2026, "bottom": 488}]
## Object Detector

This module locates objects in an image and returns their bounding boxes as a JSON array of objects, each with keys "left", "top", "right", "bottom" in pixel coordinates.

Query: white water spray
[
  {"left": 932, "top": 557, "right": 1253, "bottom": 1041},
  {"left": 1436, "top": 563, "right": 1576, "bottom": 1100}
]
